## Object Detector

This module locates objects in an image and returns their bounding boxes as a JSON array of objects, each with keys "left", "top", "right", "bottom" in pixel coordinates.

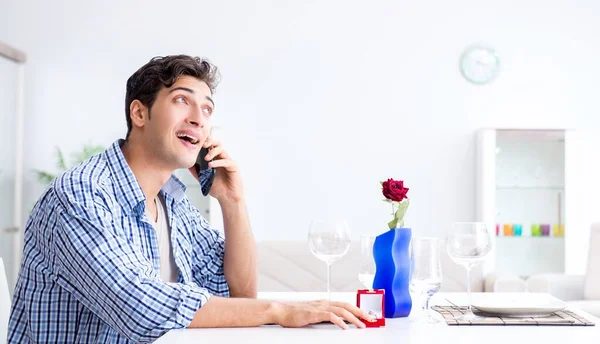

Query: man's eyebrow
[
  {"left": 169, "top": 87, "right": 215, "bottom": 106},
  {"left": 205, "top": 96, "right": 215, "bottom": 107},
  {"left": 169, "top": 87, "right": 194, "bottom": 94}
]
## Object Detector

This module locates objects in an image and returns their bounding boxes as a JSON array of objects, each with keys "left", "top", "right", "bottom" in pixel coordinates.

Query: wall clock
[{"left": 460, "top": 44, "right": 500, "bottom": 85}]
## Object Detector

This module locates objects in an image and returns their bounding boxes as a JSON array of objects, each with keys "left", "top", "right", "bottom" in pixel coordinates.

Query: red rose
[{"left": 382, "top": 178, "right": 409, "bottom": 202}]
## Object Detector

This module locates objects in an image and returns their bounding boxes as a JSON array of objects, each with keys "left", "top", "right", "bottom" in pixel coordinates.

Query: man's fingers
[
  {"left": 284, "top": 300, "right": 371, "bottom": 329},
  {"left": 208, "top": 159, "right": 237, "bottom": 171},
  {"left": 203, "top": 138, "right": 231, "bottom": 159},
  {"left": 329, "top": 307, "right": 365, "bottom": 329},
  {"left": 205, "top": 146, "right": 224, "bottom": 161},
  {"left": 329, "top": 301, "right": 358, "bottom": 309},
  {"left": 324, "top": 312, "right": 349, "bottom": 330},
  {"left": 203, "top": 138, "right": 219, "bottom": 148},
  {"left": 329, "top": 301, "right": 374, "bottom": 321}
]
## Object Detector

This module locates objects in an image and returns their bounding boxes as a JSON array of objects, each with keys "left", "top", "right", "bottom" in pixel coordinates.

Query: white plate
[{"left": 471, "top": 293, "right": 566, "bottom": 317}]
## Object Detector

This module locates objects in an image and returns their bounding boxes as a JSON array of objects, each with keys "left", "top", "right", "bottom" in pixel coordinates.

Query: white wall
[{"left": 2, "top": 0, "right": 600, "bottom": 257}]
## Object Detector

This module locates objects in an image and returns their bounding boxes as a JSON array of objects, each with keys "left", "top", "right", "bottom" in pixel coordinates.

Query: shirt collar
[{"left": 105, "top": 139, "right": 188, "bottom": 216}]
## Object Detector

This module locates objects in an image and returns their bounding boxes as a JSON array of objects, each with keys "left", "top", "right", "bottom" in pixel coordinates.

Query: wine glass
[
  {"left": 446, "top": 222, "right": 493, "bottom": 321},
  {"left": 358, "top": 235, "right": 376, "bottom": 289},
  {"left": 409, "top": 237, "right": 443, "bottom": 323},
  {"left": 308, "top": 219, "right": 352, "bottom": 300}
]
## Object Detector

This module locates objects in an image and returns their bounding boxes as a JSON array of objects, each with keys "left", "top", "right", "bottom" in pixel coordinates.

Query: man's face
[{"left": 141, "top": 75, "right": 214, "bottom": 170}]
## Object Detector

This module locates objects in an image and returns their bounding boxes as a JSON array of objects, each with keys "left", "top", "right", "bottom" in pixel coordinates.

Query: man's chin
[
  {"left": 181, "top": 158, "right": 198, "bottom": 171},
  {"left": 169, "top": 156, "right": 197, "bottom": 172}
]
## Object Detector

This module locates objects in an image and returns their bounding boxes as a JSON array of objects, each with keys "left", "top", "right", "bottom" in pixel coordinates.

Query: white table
[{"left": 156, "top": 292, "right": 600, "bottom": 343}]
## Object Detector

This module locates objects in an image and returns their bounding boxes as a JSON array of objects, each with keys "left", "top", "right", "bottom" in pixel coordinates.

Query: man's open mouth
[{"left": 176, "top": 132, "right": 199, "bottom": 145}]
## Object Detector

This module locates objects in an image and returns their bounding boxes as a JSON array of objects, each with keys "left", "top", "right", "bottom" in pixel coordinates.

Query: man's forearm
[
  {"left": 189, "top": 295, "right": 371, "bottom": 329},
  {"left": 189, "top": 296, "right": 275, "bottom": 328},
  {"left": 220, "top": 199, "right": 257, "bottom": 297}
]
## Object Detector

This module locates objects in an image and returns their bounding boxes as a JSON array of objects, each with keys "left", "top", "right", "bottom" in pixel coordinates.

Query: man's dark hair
[{"left": 124, "top": 55, "right": 220, "bottom": 139}]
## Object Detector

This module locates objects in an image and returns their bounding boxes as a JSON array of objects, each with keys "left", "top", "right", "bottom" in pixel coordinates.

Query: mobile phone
[{"left": 195, "top": 147, "right": 216, "bottom": 196}]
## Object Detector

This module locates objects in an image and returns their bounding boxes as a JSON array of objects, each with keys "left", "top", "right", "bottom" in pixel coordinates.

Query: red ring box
[{"left": 356, "top": 289, "right": 385, "bottom": 327}]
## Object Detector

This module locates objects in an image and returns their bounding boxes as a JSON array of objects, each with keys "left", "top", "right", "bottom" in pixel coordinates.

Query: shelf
[
  {"left": 496, "top": 185, "right": 564, "bottom": 190},
  {"left": 496, "top": 236, "right": 564, "bottom": 239}
]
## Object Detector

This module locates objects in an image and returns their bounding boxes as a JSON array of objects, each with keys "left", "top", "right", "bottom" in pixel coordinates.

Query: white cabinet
[{"left": 476, "top": 129, "right": 581, "bottom": 277}]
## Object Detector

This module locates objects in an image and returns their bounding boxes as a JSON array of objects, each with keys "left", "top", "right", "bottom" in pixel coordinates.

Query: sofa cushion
[
  {"left": 583, "top": 224, "right": 600, "bottom": 300},
  {"left": 256, "top": 240, "right": 485, "bottom": 293},
  {"left": 257, "top": 240, "right": 362, "bottom": 292}
]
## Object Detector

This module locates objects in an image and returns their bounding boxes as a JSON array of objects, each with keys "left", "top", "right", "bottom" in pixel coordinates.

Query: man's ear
[{"left": 129, "top": 100, "right": 148, "bottom": 130}]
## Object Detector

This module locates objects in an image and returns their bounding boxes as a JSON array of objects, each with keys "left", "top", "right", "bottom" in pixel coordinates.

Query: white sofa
[
  {"left": 526, "top": 223, "right": 600, "bottom": 317},
  {"left": 257, "top": 240, "right": 523, "bottom": 293}
]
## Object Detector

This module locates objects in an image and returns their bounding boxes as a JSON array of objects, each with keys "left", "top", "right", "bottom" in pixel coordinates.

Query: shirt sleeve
[
  {"left": 187, "top": 201, "right": 230, "bottom": 297},
  {"left": 51, "top": 190, "right": 211, "bottom": 343}
]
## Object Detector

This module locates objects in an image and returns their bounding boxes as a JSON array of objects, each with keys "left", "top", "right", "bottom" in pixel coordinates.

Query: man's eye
[
  {"left": 203, "top": 107, "right": 213, "bottom": 115},
  {"left": 175, "top": 96, "right": 186, "bottom": 104}
]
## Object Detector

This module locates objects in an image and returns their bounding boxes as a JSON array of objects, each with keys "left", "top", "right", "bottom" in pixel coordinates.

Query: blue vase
[{"left": 372, "top": 227, "right": 412, "bottom": 318}]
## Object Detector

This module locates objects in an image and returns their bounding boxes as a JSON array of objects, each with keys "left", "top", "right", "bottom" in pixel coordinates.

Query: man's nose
[{"left": 187, "top": 106, "right": 206, "bottom": 127}]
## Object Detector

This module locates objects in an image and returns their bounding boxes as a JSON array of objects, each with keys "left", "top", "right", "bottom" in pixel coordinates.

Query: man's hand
[
  {"left": 273, "top": 300, "right": 375, "bottom": 330},
  {"left": 188, "top": 138, "right": 244, "bottom": 204},
  {"left": 188, "top": 137, "right": 257, "bottom": 298}
]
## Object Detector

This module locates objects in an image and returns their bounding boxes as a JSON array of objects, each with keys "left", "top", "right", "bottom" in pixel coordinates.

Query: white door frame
[
  {"left": 475, "top": 127, "right": 584, "bottom": 277},
  {"left": 0, "top": 41, "right": 26, "bottom": 285}
]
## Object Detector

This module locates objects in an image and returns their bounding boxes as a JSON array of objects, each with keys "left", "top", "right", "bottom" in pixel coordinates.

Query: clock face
[{"left": 460, "top": 45, "right": 500, "bottom": 85}]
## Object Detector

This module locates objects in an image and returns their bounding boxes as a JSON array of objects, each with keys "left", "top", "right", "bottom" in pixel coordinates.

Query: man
[{"left": 8, "top": 55, "right": 372, "bottom": 343}]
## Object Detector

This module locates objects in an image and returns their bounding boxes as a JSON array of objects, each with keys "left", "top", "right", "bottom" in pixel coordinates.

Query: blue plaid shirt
[{"left": 8, "top": 140, "right": 229, "bottom": 343}]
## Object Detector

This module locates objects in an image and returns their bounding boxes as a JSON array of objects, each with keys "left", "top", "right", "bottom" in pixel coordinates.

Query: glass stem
[
  {"left": 327, "top": 262, "right": 331, "bottom": 301},
  {"left": 421, "top": 292, "right": 430, "bottom": 315},
  {"left": 465, "top": 266, "right": 472, "bottom": 314}
]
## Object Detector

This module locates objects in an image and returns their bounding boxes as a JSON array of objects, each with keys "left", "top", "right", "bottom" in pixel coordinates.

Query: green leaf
[
  {"left": 85, "top": 144, "right": 104, "bottom": 156},
  {"left": 32, "top": 143, "right": 104, "bottom": 191},
  {"left": 395, "top": 198, "right": 409, "bottom": 215},
  {"left": 71, "top": 144, "right": 104, "bottom": 164},
  {"left": 388, "top": 199, "right": 409, "bottom": 229},
  {"left": 34, "top": 170, "right": 56, "bottom": 184},
  {"left": 56, "top": 148, "right": 67, "bottom": 171},
  {"left": 395, "top": 199, "right": 409, "bottom": 220}
]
